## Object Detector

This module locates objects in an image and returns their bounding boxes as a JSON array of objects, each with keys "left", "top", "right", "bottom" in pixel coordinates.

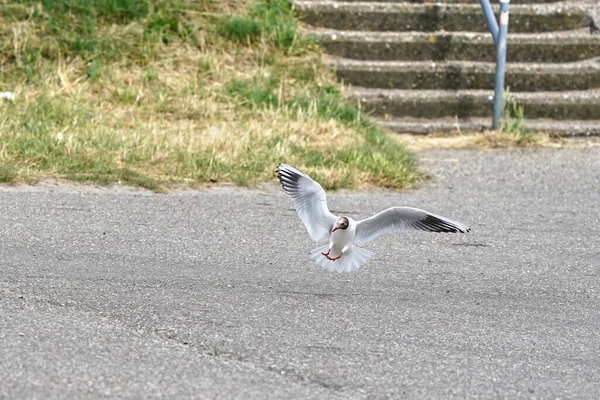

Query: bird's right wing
[
  {"left": 276, "top": 164, "right": 338, "bottom": 243},
  {"left": 354, "top": 207, "right": 470, "bottom": 245}
]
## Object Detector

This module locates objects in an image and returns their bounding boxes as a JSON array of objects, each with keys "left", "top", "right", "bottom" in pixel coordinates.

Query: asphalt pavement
[{"left": 1, "top": 148, "right": 599, "bottom": 399}]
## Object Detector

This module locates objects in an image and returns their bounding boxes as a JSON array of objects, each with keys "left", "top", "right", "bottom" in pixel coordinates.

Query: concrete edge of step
[
  {"left": 303, "top": 28, "right": 600, "bottom": 43},
  {"left": 379, "top": 117, "right": 600, "bottom": 136},
  {"left": 345, "top": 88, "right": 600, "bottom": 103},
  {"left": 327, "top": 57, "right": 600, "bottom": 72},
  {"left": 294, "top": 1, "right": 589, "bottom": 13},
  {"left": 295, "top": 0, "right": 564, "bottom": 3}
]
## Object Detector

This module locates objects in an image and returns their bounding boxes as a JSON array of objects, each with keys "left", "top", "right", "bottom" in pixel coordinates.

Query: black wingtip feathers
[{"left": 422, "top": 214, "right": 470, "bottom": 234}]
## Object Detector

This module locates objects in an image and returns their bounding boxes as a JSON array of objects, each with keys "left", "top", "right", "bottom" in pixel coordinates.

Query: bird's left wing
[
  {"left": 354, "top": 207, "right": 470, "bottom": 245},
  {"left": 276, "top": 164, "right": 338, "bottom": 243}
]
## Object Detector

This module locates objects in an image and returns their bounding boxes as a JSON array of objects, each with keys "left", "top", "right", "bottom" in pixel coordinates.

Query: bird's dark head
[{"left": 333, "top": 217, "right": 349, "bottom": 232}]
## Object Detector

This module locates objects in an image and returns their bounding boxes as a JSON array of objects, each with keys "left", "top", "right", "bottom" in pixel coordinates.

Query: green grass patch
[
  {"left": 0, "top": 165, "right": 17, "bottom": 183},
  {"left": 218, "top": 0, "right": 301, "bottom": 50},
  {"left": 500, "top": 88, "right": 539, "bottom": 145},
  {"left": 0, "top": 0, "right": 420, "bottom": 191}
]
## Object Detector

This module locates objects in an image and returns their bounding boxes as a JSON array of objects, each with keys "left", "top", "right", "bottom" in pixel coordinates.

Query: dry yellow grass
[{"left": 397, "top": 131, "right": 600, "bottom": 152}]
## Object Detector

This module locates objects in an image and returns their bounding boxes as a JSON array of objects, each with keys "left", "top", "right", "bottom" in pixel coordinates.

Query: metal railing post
[
  {"left": 492, "top": 0, "right": 510, "bottom": 129},
  {"left": 479, "top": 0, "right": 510, "bottom": 130},
  {"left": 479, "top": 0, "right": 499, "bottom": 45}
]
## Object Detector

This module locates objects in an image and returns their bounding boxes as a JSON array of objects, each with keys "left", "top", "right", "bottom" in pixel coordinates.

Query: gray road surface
[{"left": 1, "top": 148, "right": 599, "bottom": 399}]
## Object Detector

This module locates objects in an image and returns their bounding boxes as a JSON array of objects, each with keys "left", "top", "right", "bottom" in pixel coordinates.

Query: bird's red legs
[{"left": 321, "top": 249, "right": 343, "bottom": 261}]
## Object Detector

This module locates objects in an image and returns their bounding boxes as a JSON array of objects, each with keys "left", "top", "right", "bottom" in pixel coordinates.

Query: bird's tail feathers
[{"left": 310, "top": 245, "right": 373, "bottom": 273}]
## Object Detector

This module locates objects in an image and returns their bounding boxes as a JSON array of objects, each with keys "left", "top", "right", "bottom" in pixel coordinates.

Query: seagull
[{"left": 276, "top": 164, "right": 471, "bottom": 273}]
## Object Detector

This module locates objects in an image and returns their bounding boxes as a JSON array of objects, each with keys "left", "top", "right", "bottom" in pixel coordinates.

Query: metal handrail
[{"left": 480, "top": 0, "right": 510, "bottom": 129}]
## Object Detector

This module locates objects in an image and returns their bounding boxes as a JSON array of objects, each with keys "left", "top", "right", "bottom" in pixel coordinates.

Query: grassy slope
[{"left": 0, "top": 0, "right": 420, "bottom": 190}]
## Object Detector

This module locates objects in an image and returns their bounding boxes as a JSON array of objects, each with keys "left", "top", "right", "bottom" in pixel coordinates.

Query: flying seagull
[{"left": 276, "top": 164, "right": 471, "bottom": 273}]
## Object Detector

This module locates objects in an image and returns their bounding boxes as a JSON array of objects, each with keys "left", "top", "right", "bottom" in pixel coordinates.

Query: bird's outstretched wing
[
  {"left": 276, "top": 164, "right": 338, "bottom": 243},
  {"left": 354, "top": 207, "right": 470, "bottom": 245}
]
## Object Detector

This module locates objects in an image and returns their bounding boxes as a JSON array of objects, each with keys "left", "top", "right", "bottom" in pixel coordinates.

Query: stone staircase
[{"left": 295, "top": 0, "right": 600, "bottom": 135}]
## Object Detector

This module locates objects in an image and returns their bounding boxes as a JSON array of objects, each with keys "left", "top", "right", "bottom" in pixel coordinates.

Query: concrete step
[
  {"left": 298, "top": 0, "right": 563, "bottom": 3},
  {"left": 378, "top": 116, "right": 600, "bottom": 135},
  {"left": 296, "top": 1, "right": 591, "bottom": 33},
  {"left": 307, "top": 29, "right": 600, "bottom": 63},
  {"left": 348, "top": 88, "right": 600, "bottom": 119},
  {"left": 331, "top": 58, "right": 600, "bottom": 91}
]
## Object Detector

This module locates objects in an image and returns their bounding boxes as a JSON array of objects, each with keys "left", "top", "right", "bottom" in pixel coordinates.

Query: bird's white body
[
  {"left": 328, "top": 218, "right": 356, "bottom": 259},
  {"left": 309, "top": 218, "right": 373, "bottom": 273},
  {"left": 276, "top": 164, "right": 470, "bottom": 273}
]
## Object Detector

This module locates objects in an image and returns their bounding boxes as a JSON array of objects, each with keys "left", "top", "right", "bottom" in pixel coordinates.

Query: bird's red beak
[{"left": 332, "top": 226, "right": 339, "bottom": 232}]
